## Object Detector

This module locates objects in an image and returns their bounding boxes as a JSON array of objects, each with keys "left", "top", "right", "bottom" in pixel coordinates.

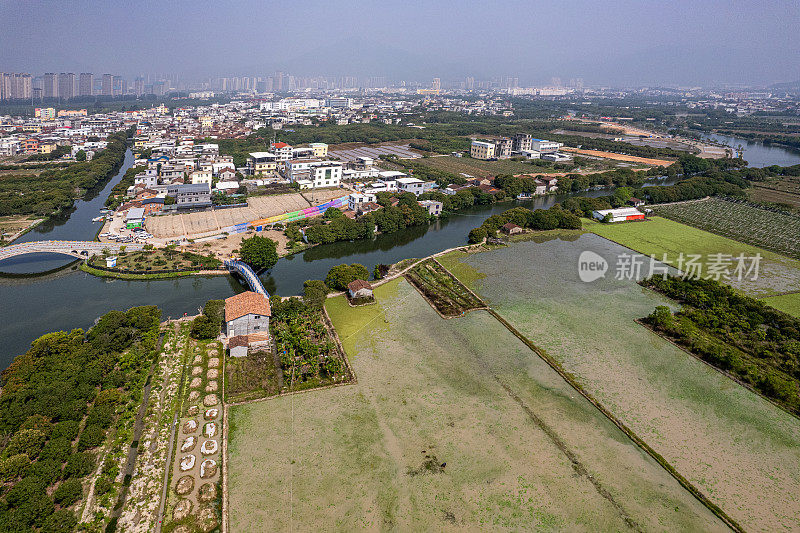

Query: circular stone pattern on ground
[
  {"left": 203, "top": 422, "right": 217, "bottom": 439},
  {"left": 201, "top": 439, "right": 218, "bottom": 456},
  {"left": 205, "top": 381, "right": 218, "bottom": 393},
  {"left": 190, "top": 377, "right": 202, "bottom": 389},
  {"left": 208, "top": 357, "right": 220, "bottom": 368},
  {"left": 203, "top": 394, "right": 219, "bottom": 407},
  {"left": 175, "top": 475, "right": 194, "bottom": 495},
  {"left": 198, "top": 506, "right": 219, "bottom": 530},
  {"left": 187, "top": 405, "right": 199, "bottom": 417},
  {"left": 200, "top": 459, "right": 217, "bottom": 479},
  {"left": 173, "top": 498, "right": 193, "bottom": 520},
  {"left": 204, "top": 408, "right": 218, "bottom": 420},
  {"left": 193, "top": 355, "right": 202, "bottom": 364},
  {"left": 180, "top": 454, "right": 196, "bottom": 471},
  {"left": 183, "top": 419, "right": 198, "bottom": 434},
  {"left": 180, "top": 436, "right": 196, "bottom": 453},
  {"left": 188, "top": 390, "right": 200, "bottom": 402},
  {"left": 198, "top": 483, "right": 217, "bottom": 502},
  {"left": 191, "top": 366, "right": 202, "bottom": 376},
  {"left": 207, "top": 369, "right": 219, "bottom": 380}
]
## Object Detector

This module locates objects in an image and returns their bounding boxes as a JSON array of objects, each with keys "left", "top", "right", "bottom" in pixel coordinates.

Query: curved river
[{"left": 2, "top": 136, "right": 800, "bottom": 369}]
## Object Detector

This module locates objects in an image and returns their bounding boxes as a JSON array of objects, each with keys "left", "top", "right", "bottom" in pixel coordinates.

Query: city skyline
[{"left": 1, "top": 1, "right": 798, "bottom": 87}]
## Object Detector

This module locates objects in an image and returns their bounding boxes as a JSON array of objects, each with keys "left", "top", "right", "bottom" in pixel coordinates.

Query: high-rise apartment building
[
  {"left": 0, "top": 73, "right": 32, "bottom": 100},
  {"left": 134, "top": 77, "right": 144, "bottom": 96},
  {"left": 43, "top": 73, "right": 58, "bottom": 98},
  {"left": 79, "top": 73, "right": 93, "bottom": 96},
  {"left": 101, "top": 74, "right": 114, "bottom": 95},
  {"left": 58, "top": 73, "right": 77, "bottom": 99}
]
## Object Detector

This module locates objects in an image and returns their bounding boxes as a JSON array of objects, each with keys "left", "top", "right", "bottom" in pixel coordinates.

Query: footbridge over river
[
  {"left": 224, "top": 259, "right": 270, "bottom": 296},
  {"left": 0, "top": 240, "right": 145, "bottom": 262}
]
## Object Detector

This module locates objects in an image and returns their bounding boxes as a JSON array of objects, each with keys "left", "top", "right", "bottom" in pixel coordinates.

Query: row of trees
[
  {"left": 468, "top": 205, "right": 582, "bottom": 243},
  {"left": 642, "top": 276, "right": 800, "bottom": 414}
]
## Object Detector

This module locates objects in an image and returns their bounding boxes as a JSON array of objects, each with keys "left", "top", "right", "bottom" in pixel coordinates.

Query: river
[
  {"left": 701, "top": 133, "right": 800, "bottom": 168},
  {"left": 2, "top": 135, "right": 800, "bottom": 369}
]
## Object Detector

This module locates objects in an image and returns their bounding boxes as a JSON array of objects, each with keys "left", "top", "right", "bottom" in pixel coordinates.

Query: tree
[
  {"left": 41, "top": 509, "right": 77, "bottom": 533},
  {"left": 303, "top": 280, "right": 330, "bottom": 310},
  {"left": 323, "top": 207, "right": 344, "bottom": 220},
  {"left": 325, "top": 263, "right": 370, "bottom": 291},
  {"left": 373, "top": 264, "right": 390, "bottom": 279},
  {"left": 468, "top": 227, "right": 487, "bottom": 244},
  {"left": 75, "top": 150, "right": 87, "bottom": 162},
  {"left": 191, "top": 315, "right": 219, "bottom": 340},
  {"left": 53, "top": 478, "right": 83, "bottom": 507},
  {"left": 239, "top": 235, "right": 279, "bottom": 270}
]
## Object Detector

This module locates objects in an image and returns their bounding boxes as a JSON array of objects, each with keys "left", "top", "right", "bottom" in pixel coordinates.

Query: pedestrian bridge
[
  {"left": 224, "top": 259, "right": 270, "bottom": 297},
  {"left": 0, "top": 240, "right": 144, "bottom": 263}
]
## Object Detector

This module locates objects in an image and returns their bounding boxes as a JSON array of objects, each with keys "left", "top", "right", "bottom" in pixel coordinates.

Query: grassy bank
[{"left": 80, "top": 263, "right": 200, "bottom": 280}]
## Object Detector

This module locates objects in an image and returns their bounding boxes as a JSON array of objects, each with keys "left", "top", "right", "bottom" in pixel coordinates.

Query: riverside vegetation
[{"left": 0, "top": 306, "right": 161, "bottom": 532}]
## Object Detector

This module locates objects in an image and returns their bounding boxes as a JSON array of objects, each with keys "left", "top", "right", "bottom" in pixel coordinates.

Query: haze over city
[
  {"left": 2, "top": 2, "right": 800, "bottom": 533},
  {"left": 2, "top": 0, "right": 799, "bottom": 86}
]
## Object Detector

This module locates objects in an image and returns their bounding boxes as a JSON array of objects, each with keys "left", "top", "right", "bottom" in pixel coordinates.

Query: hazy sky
[{"left": 1, "top": 0, "right": 798, "bottom": 86}]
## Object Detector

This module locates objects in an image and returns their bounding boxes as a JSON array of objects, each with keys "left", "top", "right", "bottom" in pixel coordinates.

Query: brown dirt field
[
  {"left": 749, "top": 186, "right": 800, "bottom": 210},
  {"left": 146, "top": 190, "right": 345, "bottom": 239},
  {"left": 182, "top": 229, "right": 292, "bottom": 259},
  {"left": 560, "top": 147, "right": 674, "bottom": 166}
]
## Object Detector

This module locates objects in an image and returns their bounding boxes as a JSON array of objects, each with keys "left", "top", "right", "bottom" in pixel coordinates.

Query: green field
[
  {"left": 585, "top": 216, "right": 800, "bottom": 297},
  {"left": 761, "top": 292, "right": 800, "bottom": 318},
  {"left": 417, "top": 155, "right": 558, "bottom": 178},
  {"left": 651, "top": 198, "right": 800, "bottom": 259},
  {"left": 447, "top": 236, "right": 800, "bottom": 531},
  {"left": 227, "top": 279, "right": 724, "bottom": 532}
]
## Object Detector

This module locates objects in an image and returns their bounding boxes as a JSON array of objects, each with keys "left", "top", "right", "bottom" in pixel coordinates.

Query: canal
[
  {"left": 701, "top": 132, "right": 800, "bottom": 168},
  {"left": 3, "top": 135, "right": 800, "bottom": 369}
]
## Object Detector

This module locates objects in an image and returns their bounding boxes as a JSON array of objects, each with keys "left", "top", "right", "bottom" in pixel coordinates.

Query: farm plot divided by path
[
  {"left": 585, "top": 216, "right": 800, "bottom": 297},
  {"left": 652, "top": 198, "right": 800, "bottom": 260},
  {"left": 226, "top": 279, "right": 724, "bottom": 532},
  {"left": 441, "top": 236, "right": 800, "bottom": 532},
  {"left": 328, "top": 143, "right": 422, "bottom": 162}
]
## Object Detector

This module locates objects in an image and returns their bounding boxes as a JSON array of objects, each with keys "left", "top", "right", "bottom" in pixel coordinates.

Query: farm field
[
  {"left": 404, "top": 258, "right": 485, "bottom": 317},
  {"left": 652, "top": 198, "right": 800, "bottom": 259},
  {"left": 584, "top": 216, "right": 800, "bottom": 297},
  {"left": 226, "top": 279, "right": 724, "bottom": 532},
  {"left": 749, "top": 182, "right": 800, "bottom": 211},
  {"left": 559, "top": 147, "right": 675, "bottom": 166},
  {"left": 444, "top": 236, "right": 800, "bottom": 532},
  {"left": 415, "top": 154, "right": 562, "bottom": 178},
  {"left": 761, "top": 292, "right": 800, "bottom": 318}
]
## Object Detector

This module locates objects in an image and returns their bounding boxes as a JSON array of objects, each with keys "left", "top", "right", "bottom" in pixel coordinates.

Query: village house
[
  {"left": 501, "top": 222, "right": 524, "bottom": 235},
  {"left": 224, "top": 291, "right": 272, "bottom": 354},
  {"left": 347, "top": 279, "right": 374, "bottom": 299}
]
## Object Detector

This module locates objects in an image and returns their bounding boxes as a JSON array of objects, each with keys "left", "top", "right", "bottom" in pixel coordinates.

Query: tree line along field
[
  {"left": 652, "top": 197, "right": 800, "bottom": 259},
  {"left": 226, "top": 279, "right": 725, "bottom": 532},
  {"left": 439, "top": 238, "right": 800, "bottom": 531}
]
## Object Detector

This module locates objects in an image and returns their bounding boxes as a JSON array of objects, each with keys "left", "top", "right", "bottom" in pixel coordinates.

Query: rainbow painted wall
[{"left": 222, "top": 195, "right": 350, "bottom": 234}]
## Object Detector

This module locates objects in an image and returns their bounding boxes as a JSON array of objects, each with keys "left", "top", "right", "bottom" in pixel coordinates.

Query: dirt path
[{"left": 109, "top": 333, "right": 164, "bottom": 521}]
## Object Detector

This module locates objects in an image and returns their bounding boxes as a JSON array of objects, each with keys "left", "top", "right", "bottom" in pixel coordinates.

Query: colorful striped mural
[{"left": 225, "top": 195, "right": 350, "bottom": 234}]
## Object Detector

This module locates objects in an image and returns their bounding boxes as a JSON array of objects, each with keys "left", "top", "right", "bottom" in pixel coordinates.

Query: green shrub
[
  {"left": 53, "top": 478, "right": 83, "bottom": 507},
  {"left": 49, "top": 419, "right": 80, "bottom": 441},
  {"left": 325, "top": 263, "right": 370, "bottom": 291},
  {"left": 95, "top": 475, "right": 113, "bottom": 496},
  {"left": 0, "top": 454, "right": 30, "bottom": 482},
  {"left": 39, "top": 437, "right": 73, "bottom": 464},
  {"left": 41, "top": 509, "right": 77, "bottom": 533},
  {"left": 62, "top": 452, "right": 94, "bottom": 479},
  {"left": 77, "top": 425, "right": 106, "bottom": 451},
  {"left": 190, "top": 315, "right": 219, "bottom": 340},
  {"left": 303, "top": 280, "right": 330, "bottom": 310},
  {"left": 2, "top": 429, "right": 47, "bottom": 460},
  {"left": 27, "top": 458, "right": 62, "bottom": 487}
]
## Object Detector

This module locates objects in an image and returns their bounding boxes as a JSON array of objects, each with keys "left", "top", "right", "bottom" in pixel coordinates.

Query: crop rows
[{"left": 653, "top": 198, "right": 800, "bottom": 259}]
